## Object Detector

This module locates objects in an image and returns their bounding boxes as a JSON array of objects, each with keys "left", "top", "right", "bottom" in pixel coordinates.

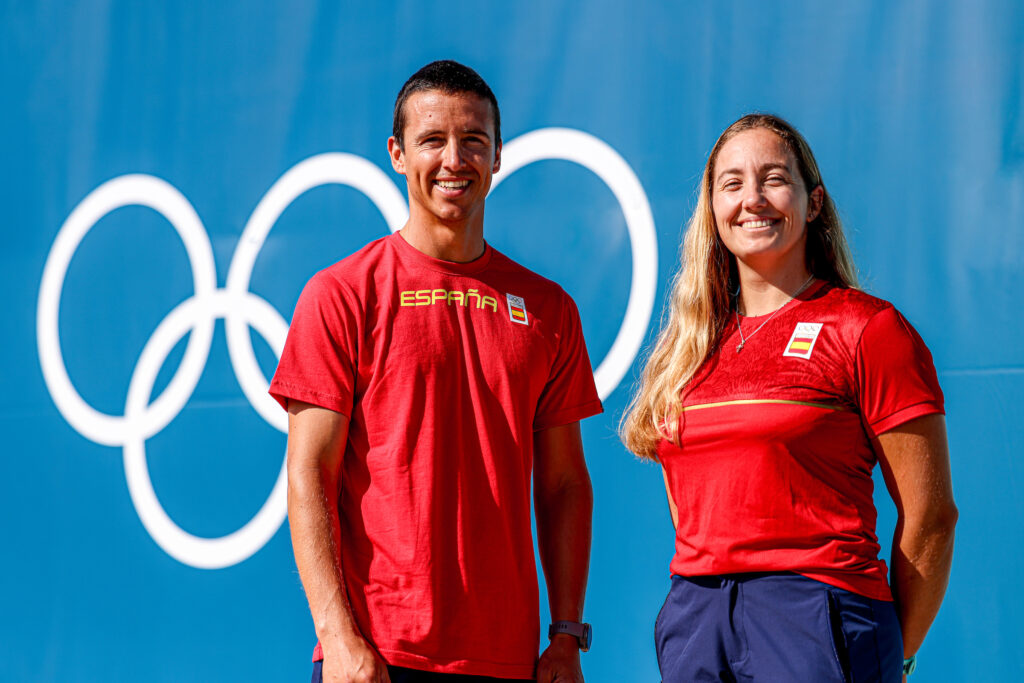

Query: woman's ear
[{"left": 807, "top": 185, "right": 824, "bottom": 222}]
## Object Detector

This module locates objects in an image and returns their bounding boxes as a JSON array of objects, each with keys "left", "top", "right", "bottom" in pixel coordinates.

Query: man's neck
[{"left": 399, "top": 214, "right": 486, "bottom": 263}]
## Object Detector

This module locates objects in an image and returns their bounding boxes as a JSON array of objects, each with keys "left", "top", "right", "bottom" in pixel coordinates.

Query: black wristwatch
[{"left": 548, "top": 621, "right": 592, "bottom": 652}]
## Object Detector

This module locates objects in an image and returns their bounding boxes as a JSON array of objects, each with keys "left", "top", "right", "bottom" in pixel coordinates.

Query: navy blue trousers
[
  {"left": 312, "top": 660, "right": 533, "bottom": 682},
  {"left": 655, "top": 573, "right": 903, "bottom": 682}
]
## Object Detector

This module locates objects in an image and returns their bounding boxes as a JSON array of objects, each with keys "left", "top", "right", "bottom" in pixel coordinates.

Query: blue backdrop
[{"left": 4, "top": 2, "right": 1022, "bottom": 680}]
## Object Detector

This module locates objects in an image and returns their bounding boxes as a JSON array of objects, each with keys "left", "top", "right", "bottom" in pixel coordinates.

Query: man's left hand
[{"left": 536, "top": 634, "right": 584, "bottom": 683}]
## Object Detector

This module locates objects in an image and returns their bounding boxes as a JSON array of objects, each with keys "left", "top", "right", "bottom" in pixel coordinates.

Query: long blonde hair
[{"left": 620, "top": 114, "right": 859, "bottom": 459}]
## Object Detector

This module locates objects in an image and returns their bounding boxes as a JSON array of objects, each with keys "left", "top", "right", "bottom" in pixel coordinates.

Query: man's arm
[
  {"left": 286, "top": 400, "right": 390, "bottom": 683},
  {"left": 533, "top": 421, "right": 593, "bottom": 683},
  {"left": 874, "top": 413, "right": 958, "bottom": 662}
]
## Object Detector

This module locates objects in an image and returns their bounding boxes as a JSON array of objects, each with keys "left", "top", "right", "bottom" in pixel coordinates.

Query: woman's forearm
[{"left": 889, "top": 507, "right": 957, "bottom": 656}]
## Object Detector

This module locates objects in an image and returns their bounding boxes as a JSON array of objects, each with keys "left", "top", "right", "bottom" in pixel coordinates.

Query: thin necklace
[{"left": 734, "top": 274, "right": 815, "bottom": 353}]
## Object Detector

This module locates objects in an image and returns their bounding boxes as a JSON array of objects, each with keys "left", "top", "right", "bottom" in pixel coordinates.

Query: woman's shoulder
[
  {"left": 799, "top": 283, "right": 909, "bottom": 347},
  {"left": 811, "top": 283, "right": 896, "bottom": 320}
]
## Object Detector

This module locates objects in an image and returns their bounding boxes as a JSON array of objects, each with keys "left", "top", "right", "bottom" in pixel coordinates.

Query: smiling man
[{"left": 270, "top": 60, "right": 602, "bottom": 683}]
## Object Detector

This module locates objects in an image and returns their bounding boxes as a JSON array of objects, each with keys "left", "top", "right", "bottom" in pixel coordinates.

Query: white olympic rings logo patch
[{"left": 37, "top": 128, "right": 658, "bottom": 569}]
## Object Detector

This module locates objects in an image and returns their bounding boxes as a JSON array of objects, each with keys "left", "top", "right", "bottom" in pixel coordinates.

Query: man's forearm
[
  {"left": 890, "top": 514, "right": 957, "bottom": 656},
  {"left": 535, "top": 479, "right": 593, "bottom": 621},
  {"left": 288, "top": 467, "right": 362, "bottom": 650}
]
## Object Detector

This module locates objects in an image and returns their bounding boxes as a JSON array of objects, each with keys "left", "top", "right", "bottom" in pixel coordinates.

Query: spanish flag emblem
[
  {"left": 783, "top": 322, "right": 823, "bottom": 359},
  {"left": 506, "top": 293, "right": 529, "bottom": 325}
]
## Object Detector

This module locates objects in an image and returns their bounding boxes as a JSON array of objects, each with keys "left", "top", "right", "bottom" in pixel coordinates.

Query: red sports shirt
[
  {"left": 270, "top": 233, "right": 602, "bottom": 677},
  {"left": 658, "top": 281, "right": 943, "bottom": 600}
]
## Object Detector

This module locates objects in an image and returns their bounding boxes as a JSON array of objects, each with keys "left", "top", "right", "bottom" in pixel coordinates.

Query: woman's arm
[
  {"left": 661, "top": 466, "right": 679, "bottom": 529},
  {"left": 874, "top": 413, "right": 958, "bottom": 658}
]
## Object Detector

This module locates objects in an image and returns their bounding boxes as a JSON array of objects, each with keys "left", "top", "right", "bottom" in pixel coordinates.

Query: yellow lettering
[{"left": 401, "top": 288, "right": 499, "bottom": 312}]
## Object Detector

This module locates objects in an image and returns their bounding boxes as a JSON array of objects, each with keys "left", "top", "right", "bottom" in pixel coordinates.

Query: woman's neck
[{"left": 736, "top": 262, "right": 814, "bottom": 316}]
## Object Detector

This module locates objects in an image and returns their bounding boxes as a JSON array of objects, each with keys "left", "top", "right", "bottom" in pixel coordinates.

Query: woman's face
[{"left": 711, "top": 128, "right": 821, "bottom": 272}]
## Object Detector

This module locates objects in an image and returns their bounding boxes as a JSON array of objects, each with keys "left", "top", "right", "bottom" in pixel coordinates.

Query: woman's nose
[{"left": 741, "top": 183, "right": 767, "bottom": 211}]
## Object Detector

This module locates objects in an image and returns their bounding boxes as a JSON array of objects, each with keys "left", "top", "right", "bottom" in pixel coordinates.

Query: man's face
[{"left": 388, "top": 90, "right": 501, "bottom": 227}]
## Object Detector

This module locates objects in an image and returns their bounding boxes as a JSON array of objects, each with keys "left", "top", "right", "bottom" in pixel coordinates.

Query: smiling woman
[
  {"left": 711, "top": 127, "right": 822, "bottom": 292},
  {"left": 621, "top": 114, "right": 957, "bottom": 682}
]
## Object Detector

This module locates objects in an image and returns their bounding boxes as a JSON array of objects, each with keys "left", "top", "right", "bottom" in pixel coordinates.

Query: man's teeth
[
  {"left": 743, "top": 219, "right": 775, "bottom": 228},
  {"left": 436, "top": 180, "right": 470, "bottom": 189}
]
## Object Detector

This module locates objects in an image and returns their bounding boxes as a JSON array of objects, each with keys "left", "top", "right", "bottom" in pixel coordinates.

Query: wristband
[{"left": 902, "top": 654, "right": 917, "bottom": 675}]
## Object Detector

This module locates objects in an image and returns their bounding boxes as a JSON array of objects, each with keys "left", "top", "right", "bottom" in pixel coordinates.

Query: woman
[{"left": 622, "top": 114, "right": 957, "bottom": 682}]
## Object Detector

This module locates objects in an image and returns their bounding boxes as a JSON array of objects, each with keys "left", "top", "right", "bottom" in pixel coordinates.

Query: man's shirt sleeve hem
[
  {"left": 533, "top": 399, "right": 604, "bottom": 432},
  {"left": 268, "top": 381, "right": 352, "bottom": 418}
]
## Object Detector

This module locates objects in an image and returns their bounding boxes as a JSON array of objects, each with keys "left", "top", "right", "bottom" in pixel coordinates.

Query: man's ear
[
  {"left": 388, "top": 136, "right": 405, "bottom": 174},
  {"left": 492, "top": 140, "right": 502, "bottom": 174}
]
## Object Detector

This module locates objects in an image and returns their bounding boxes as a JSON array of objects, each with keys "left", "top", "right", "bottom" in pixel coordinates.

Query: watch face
[{"left": 581, "top": 623, "right": 592, "bottom": 652}]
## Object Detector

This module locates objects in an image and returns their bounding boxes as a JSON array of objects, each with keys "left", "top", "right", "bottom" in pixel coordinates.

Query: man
[{"left": 270, "top": 60, "right": 602, "bottom": 683}]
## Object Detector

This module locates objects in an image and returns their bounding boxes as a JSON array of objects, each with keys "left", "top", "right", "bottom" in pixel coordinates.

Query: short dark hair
[{"left": 392, "top": 60, "right": 501, "bottom": 150}]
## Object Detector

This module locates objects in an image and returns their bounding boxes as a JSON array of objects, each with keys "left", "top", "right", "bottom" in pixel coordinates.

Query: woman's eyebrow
[{"left": 715, "top": 162, "right": 790, "bottom": 183}]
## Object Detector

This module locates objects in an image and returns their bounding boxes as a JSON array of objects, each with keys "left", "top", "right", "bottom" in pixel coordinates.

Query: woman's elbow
[
  {"left": 916, "top": 500, "right": 959, "bottom": 540},
  {"left": 936, "top": 500, "right": 959, "bottom": 536},
  {"left": 901, "top": 498, "right": 958, "bottom": 540}
]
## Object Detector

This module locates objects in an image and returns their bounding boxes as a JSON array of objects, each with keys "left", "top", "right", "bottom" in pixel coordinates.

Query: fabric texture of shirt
[
  {"left": 658, "top": 281, "right": 943, "bottom": 600},
  {"left": 270, "top": 232, "right": 602, "bottom": 677}
]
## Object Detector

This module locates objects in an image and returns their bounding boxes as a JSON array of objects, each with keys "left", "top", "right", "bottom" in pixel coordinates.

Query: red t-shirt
[
  {"left": 658, "top": 281, "right": 943, "bottom": 600},
  {"left": 269, "top": 233, "right": 602, "bottom": 677}
]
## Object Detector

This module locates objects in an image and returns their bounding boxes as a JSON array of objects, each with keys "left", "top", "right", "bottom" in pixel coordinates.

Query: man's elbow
[
  {"left": 286, "top": 455, "right": 337, "bottom": 500},
  {"left": 536, "top": 472, "right": 593, "bottom": 513}
]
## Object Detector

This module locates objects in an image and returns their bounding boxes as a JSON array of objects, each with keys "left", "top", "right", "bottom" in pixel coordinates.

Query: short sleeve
[
  {"left": 268, "top": 270, "right": 360, "bottom": 416},
  {"left": 533, "top": 291, "right": 603, "bottom": 430},
  {"left": 855, "top": 306, "right": 944, "bottom": 439}
]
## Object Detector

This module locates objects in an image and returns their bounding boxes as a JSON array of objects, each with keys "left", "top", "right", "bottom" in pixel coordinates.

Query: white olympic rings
[{"left": 37, "top": 129, "right": 658, "bottom": 569}]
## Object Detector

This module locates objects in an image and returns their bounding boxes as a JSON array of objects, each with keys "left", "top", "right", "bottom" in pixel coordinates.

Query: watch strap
[{"left": 548, "top": 620, "right": 591, "bottom": 652}]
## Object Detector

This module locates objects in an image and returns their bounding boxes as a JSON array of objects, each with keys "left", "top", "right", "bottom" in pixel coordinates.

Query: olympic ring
[
  {"left": 124, "top": 291, "right": 290, "bottom": 569},
  {"left": 37, "top": 175, "right": 218, "bottom": 446},
  {"left": 37, "top": 130, "right": 657, "bottom": 569},
  {"left": 492, "top": 129, "right": 658, "bottom": 400}
]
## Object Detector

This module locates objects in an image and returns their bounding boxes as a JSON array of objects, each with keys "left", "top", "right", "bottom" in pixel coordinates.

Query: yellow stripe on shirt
[{"left": 681, "top": 398, "right": 845, "bottom": 412}]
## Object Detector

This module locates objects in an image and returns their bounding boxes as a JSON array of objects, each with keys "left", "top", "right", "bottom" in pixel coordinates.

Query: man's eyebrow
[
  {"left": 414, "top": 128, "right": 444, "bottom": 140},
  {"left": 714, "top": 162, "right": 790, "bottom": 183},
  {"left": 413, "top": 127, "right": 492, "bottom": 141}
]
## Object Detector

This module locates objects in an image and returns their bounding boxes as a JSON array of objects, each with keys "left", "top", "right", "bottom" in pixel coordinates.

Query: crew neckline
[{"left": 389, "top": 231, "right": 494, "bottom": 276}]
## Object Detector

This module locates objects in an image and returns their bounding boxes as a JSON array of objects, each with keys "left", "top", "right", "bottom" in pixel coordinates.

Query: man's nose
[{"left": 441, "top": 137, "right": 464, "bottom": 169}]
